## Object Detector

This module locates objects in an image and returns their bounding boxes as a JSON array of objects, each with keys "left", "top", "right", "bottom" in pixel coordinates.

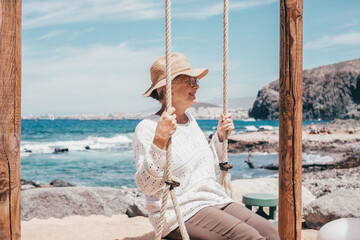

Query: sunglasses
[
  {"left": 187, "top": 77, "right": 199, "bottom": 87},
  {"left": 173, "top": 76, "right": 199, "bottom": 87}
]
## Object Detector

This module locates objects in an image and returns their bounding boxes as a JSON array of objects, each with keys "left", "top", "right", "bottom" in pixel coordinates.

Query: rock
[
  {"left": 302, "top": 167, "right": 360, "bottom": 198},
  {"left": 303, "top": 189, "right": 360, "bottom": 229},
  {"left": 231, "top": 178, "right": 316, "bottom": 209},
  {"left": 21, "top": 186, "right": 148, "bottom": 221},
  {"left": 249, "top": 58, "right": 360, "bottom": 120},
  {"left": 54, "top": 148, "right": 69, "bottom": 153},
  {"left": 21, "top": 187, "right": 129, "bottom": 221},
  {"left": 21, "top": 179, "right": 40, "bottom": 187},
  {"left": 21, "top": 179, "right": 40, "bottom": 190},
  {"left": 50, "top": 179, "right": 75, "bottom": 187},
  {"left": 126, "top": 197, "right": 148, "bottom": 218},
  {"left": 248, "top": 86, "right": 279, "bottom": 120},
  {"left": 121, "top": 186, "right": 148, "bottom": 218}
]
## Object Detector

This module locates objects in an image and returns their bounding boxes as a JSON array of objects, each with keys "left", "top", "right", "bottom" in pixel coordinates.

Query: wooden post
[
  {"left": 279, "top": 0, "right": 303, "bottom": 240},
  {"left": 0, "top": 0, "right": 22, "bottom": 239}
]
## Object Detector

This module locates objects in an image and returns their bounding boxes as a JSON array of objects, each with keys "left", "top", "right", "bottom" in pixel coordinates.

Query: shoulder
[
  {"left": 185, "top": 112, "right": 200, "bottom": 128},
  {"left": 134, "top": 114, "right": 160, "bottom": 136},
  {"left": 185, "top": 111, "right": 196, "bottom": 123}
]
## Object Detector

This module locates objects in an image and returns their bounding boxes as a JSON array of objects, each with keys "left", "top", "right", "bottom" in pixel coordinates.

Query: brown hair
[{"left": 149, "top": 75, "right": 187, "bottom": 102}]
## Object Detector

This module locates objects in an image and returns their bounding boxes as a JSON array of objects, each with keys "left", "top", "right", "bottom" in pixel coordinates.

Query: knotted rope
[
  {"left": 155, "top": 1, "right": 189, "bottom": 239},
  {"left": 218, "top": 0, "right": 233, "bottom": 198}
]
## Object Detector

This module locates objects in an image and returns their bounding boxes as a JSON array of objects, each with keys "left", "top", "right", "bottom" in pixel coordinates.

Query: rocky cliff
[{"left": 249, "top": 59, "right": 360, "bottom": 120}]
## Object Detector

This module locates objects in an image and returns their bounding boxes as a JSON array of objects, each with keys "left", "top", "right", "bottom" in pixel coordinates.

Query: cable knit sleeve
[
  {"left": 133, "top": 119, "right": 167, "bottom": 195},
  {"left": 208, "top": 132, "right": 224, "bottom": 169}
]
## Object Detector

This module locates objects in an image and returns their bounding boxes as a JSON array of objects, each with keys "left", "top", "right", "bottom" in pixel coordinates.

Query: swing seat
[{"left": 242, "top": 193, "right": 279, "bottom": 227}]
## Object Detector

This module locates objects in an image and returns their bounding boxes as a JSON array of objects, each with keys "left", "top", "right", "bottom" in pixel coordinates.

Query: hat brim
[{"left": 143, "top": 68, "right": 209, "bottom": 97}]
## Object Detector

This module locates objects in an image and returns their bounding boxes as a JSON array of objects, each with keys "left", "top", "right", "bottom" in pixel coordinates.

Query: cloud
[
  {"left": 23, "top": 0, "right": 278, "bottom": 29},
  {"left": 21, "top": 41, "right": 250, "bottom": 114},
  {"left": 22, "top": 42, "right": 163, "bottom": 114},
  {"left": 36, "top": 30, "right": 65, "bottom": 40},
  {"left": 305, "top": 31, "right": 360, "bottom": 49},
  {"left": 339, "top": 19, "right": 359, "bottom": 29},
  {"left": 175, "top": 0, "right": 277, "bottom": 19},
  {"left": 23, "top": 0, "right": 162, "bottom": 29}
]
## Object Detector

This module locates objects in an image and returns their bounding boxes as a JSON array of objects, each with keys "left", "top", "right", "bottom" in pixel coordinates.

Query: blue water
[{"left": 21, "top": 118, "right": 326, "bottom": 188}]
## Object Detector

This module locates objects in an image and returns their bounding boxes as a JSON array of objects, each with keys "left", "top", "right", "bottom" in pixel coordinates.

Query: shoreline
[{"left": 228, "top": 119, "right": 360, "bottom": 161}]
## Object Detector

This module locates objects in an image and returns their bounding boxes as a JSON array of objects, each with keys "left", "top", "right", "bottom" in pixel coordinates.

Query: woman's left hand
[{"left": 217, "top": 113, "right": 235, "bottom": 142}]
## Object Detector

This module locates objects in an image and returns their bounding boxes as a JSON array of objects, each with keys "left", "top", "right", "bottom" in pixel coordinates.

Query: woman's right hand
[{"left": 153, "top": 107, "right": 177, "bottom": 150}]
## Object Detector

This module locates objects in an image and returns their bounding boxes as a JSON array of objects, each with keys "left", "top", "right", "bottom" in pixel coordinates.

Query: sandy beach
[{"left": 21, "top": 214, "right": 319, "bottom": 240}]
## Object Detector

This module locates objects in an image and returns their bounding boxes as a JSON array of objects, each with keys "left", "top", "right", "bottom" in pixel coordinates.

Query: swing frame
[{"left": 0, "top": 0, "right": 303, "bottom": 239}]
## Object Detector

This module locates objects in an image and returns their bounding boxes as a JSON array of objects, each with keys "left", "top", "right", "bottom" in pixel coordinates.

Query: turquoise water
[{"left": 21, "top": 119, "right": 325, "bottom": 188}]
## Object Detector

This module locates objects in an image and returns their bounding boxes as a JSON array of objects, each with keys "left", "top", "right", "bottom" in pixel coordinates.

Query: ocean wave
[
  {"left": 251, "top": 152, "right": 278, "bottom": 156},
  {"left": 302, "top": 153, "right": 333, "bottom": 164},
  {"left": 258, "top": 125, "right": 275, "bottom": 131},
  {"left": 244, "top": 126, "right": 258, "bottom": 132},
  {"left": 242, "top": 118, "right": 256, "bottom": 122},
  {"left": 21, "top": 134, "right": 133, "bottom": 155}
]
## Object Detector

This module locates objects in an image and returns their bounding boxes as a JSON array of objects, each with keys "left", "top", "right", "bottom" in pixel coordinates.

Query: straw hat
[{"left": 143, "top": 53, "right": 208, "bottom": 97}]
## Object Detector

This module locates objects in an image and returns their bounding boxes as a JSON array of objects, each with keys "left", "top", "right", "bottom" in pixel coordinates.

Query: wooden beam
[
  {"left": 0, "top": 0, "right": 22, "bottom": 239},
  {"left": 279, "top": 0, "right": 303, "bottom": 239}
]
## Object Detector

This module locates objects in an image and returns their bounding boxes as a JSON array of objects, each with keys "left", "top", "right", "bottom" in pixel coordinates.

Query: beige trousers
[{"left": 165, "top": 202, "right": 280, "bottom": 240}]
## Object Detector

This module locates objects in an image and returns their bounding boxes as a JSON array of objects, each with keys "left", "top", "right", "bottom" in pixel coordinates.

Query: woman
[{"left": 133, "top": 53, "right": 279, "bottom": 240}]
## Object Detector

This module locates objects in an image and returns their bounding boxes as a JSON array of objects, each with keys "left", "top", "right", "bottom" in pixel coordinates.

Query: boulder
[
  {"left": 303, "top": 189, "right": 360, "bottom": 229},
  {"left": 50, "top": 179, "right": 75, "bottom": 187},
  {"left": 249, "top": 58, "right": 360, "bottom": 120},
  {"left": 231, "top": 178, "right": 316, "bottom": 208},
  {"left": 21, "top": 179, "right": 40, "bottom": 190},
  {"left": 21, "top": 187, "right": 131, "bottom": 220},
  {"left": 54, "top": 148, "right": 69, "bottom": 153},
  {"left": 120, "top": 186, "right": 148, "bottom": 218}
]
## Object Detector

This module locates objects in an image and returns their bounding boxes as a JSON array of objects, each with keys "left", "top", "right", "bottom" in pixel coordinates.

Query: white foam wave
[
  {"left": 258, "top": 125, "right": 275, "bottom": 131},
  {"left": 245, "top": 126, "right": 258, "bottom": 132},
  {"left": 21, "top": 134, "right": 133, "bottom": 155},
  {"left": 251, "top": 152, "right": 278, "bottom": 156},
  {"left": 242, "top": 118, "right": 256, "bottom": 122},
  {"left": 302, "top": 153, "right": 333, "bottom": 164}
]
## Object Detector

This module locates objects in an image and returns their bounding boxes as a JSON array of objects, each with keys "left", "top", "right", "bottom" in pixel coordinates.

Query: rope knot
[
  {"left": 165, "top": 176, "right": 180, "bottom": 189},
  {"left": 219, "top": 162, "right": 233, "bottom": 171}
]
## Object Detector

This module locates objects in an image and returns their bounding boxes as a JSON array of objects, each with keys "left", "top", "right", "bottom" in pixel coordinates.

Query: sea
[{"left": 21, "top": 118, "right": 330, "bottom": 188}]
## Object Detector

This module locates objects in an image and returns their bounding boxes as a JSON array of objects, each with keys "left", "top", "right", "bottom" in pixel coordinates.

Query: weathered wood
[
  {"left": 279, "top": 0, "right": 303, "bottom": 239},
  {"left": 0, "top": 0, "right": 22, "bottom": 239}
]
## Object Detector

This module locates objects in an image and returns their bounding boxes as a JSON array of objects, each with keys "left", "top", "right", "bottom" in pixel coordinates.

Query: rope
[
  {"left": 155, "top": 1, "right": 189, "bottom": 239},
  {"left": 219, "top": 0, "right": 233, "bottom": 198}
]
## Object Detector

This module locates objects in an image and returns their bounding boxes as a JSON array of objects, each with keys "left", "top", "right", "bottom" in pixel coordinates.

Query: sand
[{"left": 22, "top": 214, "right": 318, "bottom": 240}]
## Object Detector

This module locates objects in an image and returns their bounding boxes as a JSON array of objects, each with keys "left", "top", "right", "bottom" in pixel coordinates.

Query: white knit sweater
[{"left": 133, "top": 112, "right": 233, "bottom": 237}]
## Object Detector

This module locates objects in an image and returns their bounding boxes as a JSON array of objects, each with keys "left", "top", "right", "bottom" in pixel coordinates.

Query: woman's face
[{"left": 170, "top": 75, "right": 199, "bottom": 110}]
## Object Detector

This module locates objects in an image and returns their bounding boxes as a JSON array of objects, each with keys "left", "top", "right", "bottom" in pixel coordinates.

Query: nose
[{"left": 193, "top": 82, "right": 199, "bottom": 89}]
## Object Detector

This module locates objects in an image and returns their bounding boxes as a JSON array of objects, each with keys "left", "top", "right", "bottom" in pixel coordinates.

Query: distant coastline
[{"left": 21, "top": 103, "right": 251, "bottom": 121}]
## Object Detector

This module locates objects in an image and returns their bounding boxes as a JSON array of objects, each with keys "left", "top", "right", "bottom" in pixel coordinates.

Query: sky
[{"left": 21, "top": 0, "right": 360, "bottom": 115}]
